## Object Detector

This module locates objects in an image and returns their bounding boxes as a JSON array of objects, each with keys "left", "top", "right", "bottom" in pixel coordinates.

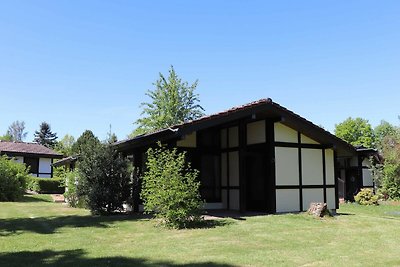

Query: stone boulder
[{"left": 308, "top": 202, "right": 330, "bottom": 217}]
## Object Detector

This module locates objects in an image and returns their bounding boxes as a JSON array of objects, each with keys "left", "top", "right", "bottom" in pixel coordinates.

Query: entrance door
[{"left": 245, "top": 150, "right": 267, "bottom": 212}]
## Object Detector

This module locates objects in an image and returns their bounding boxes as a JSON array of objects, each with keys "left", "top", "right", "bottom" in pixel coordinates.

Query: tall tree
[
  {"left": 72, "top": 130, "right": 100, "bottom": 155},
  {"left": 131, "top": 66, "right": 205, "bottom": 136},
  {"left": 334, "top": 117, "right": 375, "bottom": 148},
  {"left": 0, "top": 133, "right": 12, "bottom": 141},
  {"left": 55, "top": 134, "right": 76, "bottom": 156},
  {"left": 7, "top": 121, "right": 27, "bottom": 142},
  {"left": 374, "top": 120, "right": 399, "bottom": 150},
  {"left": 33, "top": 122, "right": 58, "bottom": 148}
]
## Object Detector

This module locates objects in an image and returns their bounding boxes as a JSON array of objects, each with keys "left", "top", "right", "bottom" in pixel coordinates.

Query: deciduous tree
[
  {"left": 131, "top": 66, "right": 204, "bottom": 136},
  {"left": 334, "top": 117, "right": 375, "bottom": 148}
]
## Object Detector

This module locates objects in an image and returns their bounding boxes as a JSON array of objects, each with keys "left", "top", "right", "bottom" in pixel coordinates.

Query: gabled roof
[
  {"left": 52, "top": 155, "right": 79, "bottom": 167},
  {"left": 115, "top": 98, "right": 357, "bottom": 156},
  {"left": 0, "top": 141, "right": 63, "bottom": 158}
]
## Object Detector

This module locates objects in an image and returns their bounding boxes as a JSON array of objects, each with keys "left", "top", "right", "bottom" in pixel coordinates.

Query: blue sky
[{"left": 1, "top": 1, "right": 399, "bottom": 142}]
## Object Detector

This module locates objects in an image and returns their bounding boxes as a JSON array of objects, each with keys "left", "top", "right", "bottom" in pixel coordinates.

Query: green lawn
[{"left": 1, "top": 195, "right": 400, "bottom": 267}]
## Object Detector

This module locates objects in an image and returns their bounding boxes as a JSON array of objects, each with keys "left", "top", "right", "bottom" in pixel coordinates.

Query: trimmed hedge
[{"left": 27, "top": 177, "right": 65, "bottom": 194}]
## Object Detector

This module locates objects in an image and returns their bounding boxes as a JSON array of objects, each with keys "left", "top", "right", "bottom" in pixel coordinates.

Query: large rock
[{"left": 308, "top": 202, "right": 330, "bottom": 217}]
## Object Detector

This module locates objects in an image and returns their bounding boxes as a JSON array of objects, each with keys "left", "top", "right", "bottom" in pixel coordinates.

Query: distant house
[
  {"left": 115, "top": 98, "right": 377, "bottom": 213},
  {"left": 52, "top": 155, "right": 79, "bottom": 171},
  {"left": 0, "top": 141, "right": 63, "bottom": 178}
]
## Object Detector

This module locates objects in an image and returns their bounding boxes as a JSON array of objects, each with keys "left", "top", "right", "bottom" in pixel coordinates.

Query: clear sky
[{"left": 1, "top": 1, "right": 399, "bottom": 142}]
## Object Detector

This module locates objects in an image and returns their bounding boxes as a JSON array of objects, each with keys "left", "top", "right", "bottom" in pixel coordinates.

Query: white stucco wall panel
[
  {"left": 275, "top": 147, "right": 299, "bottom": 185},
  {"left": 301, "top": 134, "right": 319, "bottom": 144},
  {"left": 221, "top": 129, "right": 227, "bottom": 149},
  {"left": 247, "top": 120, "right": 266, "bottom": 145},
  {"left": 221, "top": 153, "right": 227, "bottom": 186},
  {"left": 325, "top": 149, "right": 335, "bottom": 185},
  {"left": 221, "top": 189, "right": 228, "bottom": 209},
  {"left": 302, "top": 149, "right": 323, "bottom": 185},
  {"left": 302, "top": 188, "right": 324, "bottom": 211},
  {"left": 363, "top": 169, "right": 374, "bottom": 187},
  {"left": 39, "top": 158, "right": 52, "bottom": 174},
  {"left": 326, "top": 188, "right": 336, "bottom": 210},
  {"left": 274, "top": 123, "right": 298, "bottom": 143},
  {"left": 229, "top": 127, "right": 239, "bottom": 148},
  {"left": 13, "top": 156, "right": 24, "bottom": 163},
  {"left": 229, "top": 151, "right": 239, "bottom": 186},
  {"left": 229, "top": 189, "right": 240, "bottom": 210},
  {"left": 177, "top": 132, "right": 197, "bottom": 148},
  {"left": 276, "top": 189, "right": 300, "bottom": 213}
]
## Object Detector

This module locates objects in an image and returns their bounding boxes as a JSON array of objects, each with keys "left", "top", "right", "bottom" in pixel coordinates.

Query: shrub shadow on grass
[
  {"left": 0, "top": 249, "right": 237, "bottom": 267},
  {"left": 0, "top": 214, "right": 150, "bottom": 236},
  {"left": 20, "top": 194, "right": 52, "bottom": 203},
  {"left": 185, "top": 219, "right": 234, "bottom": 229}
]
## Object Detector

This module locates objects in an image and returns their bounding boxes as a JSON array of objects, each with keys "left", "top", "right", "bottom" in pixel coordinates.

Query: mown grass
[{"left": 1, "top": 195, "right": 400, "bottom": 266}]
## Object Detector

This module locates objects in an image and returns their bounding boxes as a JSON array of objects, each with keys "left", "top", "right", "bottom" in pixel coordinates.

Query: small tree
[
  {"left": 141, "top": 143, "right": 203, "bottom": 228},
  {"left": 78, "top": 143, "right": 131, "bottom": 214},
  {"left": 334, "top": 117, "right": 375, "bottom": 148},
  {"left": 131, "top": 66, "right": 204, "bottom": 136},
  {"left": 33, "top": 122, "right": 58, "bottom": 148},
  {"left": 7, "top": 120, "right": 28, "bottom": 142}
]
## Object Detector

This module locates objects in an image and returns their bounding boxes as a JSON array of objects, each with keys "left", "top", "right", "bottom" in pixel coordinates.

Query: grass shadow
[
  {"left": 0, "top": 213, "right": 150, "bottom": 236},
  {"left": 0, "top": 249, "right": 237, "bottom": 267},
  {"left": 19, "top": 195, "right": 53, "bottom": 203}
]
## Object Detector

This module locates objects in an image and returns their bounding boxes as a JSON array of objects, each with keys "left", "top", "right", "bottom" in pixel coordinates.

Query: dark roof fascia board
[{"left": 1, "top": 151, "right": 64, "bottom": 159}]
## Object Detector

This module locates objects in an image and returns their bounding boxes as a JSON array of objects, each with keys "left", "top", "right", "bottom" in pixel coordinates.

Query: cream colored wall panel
[
  {"left": 302, "top": 149, "right": 323, "bottom": 185},
  {"left": 276, "top": 189, "right": 300, "bottom": 213},
  {"left": 301, "top": 134, "right": 319, "bottom": 144},
  {"left": 221, "top": 129, "right": 227, "bottom": 149},
  {"left": 247, "top": 120, "right": 266, "bottom": 145},
  {"left": 274, "top": 123, "right": 298, "bottom": 143},
  {"left": 362, "top": 158, "right": 371, "bottom": 167},
  {"left": 325, "top": 149, "right": 335, "bottom": 185},
  {"left": 275, "top": 147, "right": 299, "bottom": 185},
  {"left": 362, "top": 169, "right": 374, "bottom": 187},
  {"left": 177, "top": 132, "right": 197, "bottom": 148},
  {"left": 221, "top": 189, "right": 228, "bottom": 209},
  {"left": 229, "top": 189, "right": 240, "bottom": 210},
  {"left": 302, "top": 188, "right": 324, "bottom": 211},
  {"left": 229, "top": 151, "right": 240, "bottom": 186},
  {"left": 39, "top": 158, "right": 52, "bottom": 174},
  {"left": 326, "top": 188, "right": 336, "bottom": 210},
  {"left": 229, "top": 127, "right": 239, "bottom": 148},
  {"left": 221, "top": 153, "right": 228, "bottom": 186}
]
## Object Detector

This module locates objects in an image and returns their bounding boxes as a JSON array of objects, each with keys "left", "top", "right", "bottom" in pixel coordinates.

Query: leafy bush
[
  {"left": 141, "top": 143, "right": 203, "bottom": 229},
  {"left": 78, "top": 143, "right": 131, "bottom": 214},
  {"left": 0, "top": 155, "right": 29, "bottom": 201},
  {"left": 64, "top": 170, "right": 86, "bottom": 208},
  {"left": 354, "top": 188, "right": 379, "bottom": 205},
  {"left": 26, "top": 177, "right": 65, "bottom": 194}
]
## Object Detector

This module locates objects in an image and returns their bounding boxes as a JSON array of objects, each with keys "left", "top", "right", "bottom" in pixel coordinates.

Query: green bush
[
  {"left": 141, "top": 143, "right": 203, "bottom": 229},
  {"left": 64, "top": 170, "right": 86, "bottom": 208},
  {"left": 0, "top": 155, "right": 29, "bottom": 201},
  {"left": 27, "top": 177, "right": 65, "bottom": 194},
  {"left": 78, "top": 143, "right": 131, "bottom": 214},
  {"left": 354, "top": 188, "right": 379, "bottom": 205}
]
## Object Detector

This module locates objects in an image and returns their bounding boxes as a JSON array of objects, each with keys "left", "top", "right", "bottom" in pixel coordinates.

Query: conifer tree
[{"left": 33, "top": 122, "right": 58, "bottom": 148}]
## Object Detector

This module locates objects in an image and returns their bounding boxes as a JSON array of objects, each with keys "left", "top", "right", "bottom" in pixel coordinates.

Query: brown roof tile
[{"left": 0, "top": 141, "right": 63, "bottom": 157}]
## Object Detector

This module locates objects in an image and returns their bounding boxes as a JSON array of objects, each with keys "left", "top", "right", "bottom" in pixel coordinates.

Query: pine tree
[
  {"left": 33, "top": 122, "right": 58, "bottom": 148},
  {"left": 131, "top": 66, "right": 205, "bottom": 136}
]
